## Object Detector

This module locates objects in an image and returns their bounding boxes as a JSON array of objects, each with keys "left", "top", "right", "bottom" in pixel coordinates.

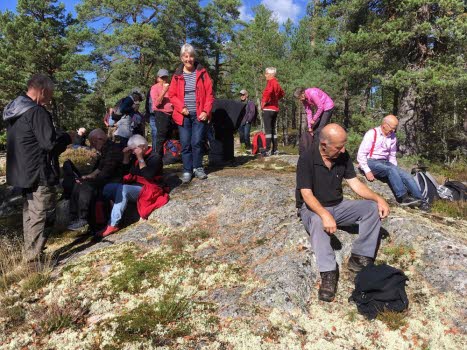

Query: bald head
[
  {"left": 88, "top": 129, "right": 108, "bottom": 151},
  {"left": 381, "top": 114, "right": 398, "bottom": 135},
  {"left": 320, "top": 123, "right": 347, "bottom": 144}
]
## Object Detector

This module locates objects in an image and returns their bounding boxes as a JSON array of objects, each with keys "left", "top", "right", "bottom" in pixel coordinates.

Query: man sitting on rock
[
  {"left": 67, "top": 129, "right": 123, "bottom": 231},
  {"left": 357, "top": 114, "right": 429, "bottom": 211},
  {"left": 296, "top": 124, "right": 389, "bottom": 302}
]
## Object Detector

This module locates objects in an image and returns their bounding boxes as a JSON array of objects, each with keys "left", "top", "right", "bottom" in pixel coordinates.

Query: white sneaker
[
  {"left": 193, "top": 167, "right": 208, "bottom": 180},
  {"left": 180, "top": 172, "right": 192, "bottom": 183},
  {"left": 67, "top": 219, "right": 88, "bottom": 231}
]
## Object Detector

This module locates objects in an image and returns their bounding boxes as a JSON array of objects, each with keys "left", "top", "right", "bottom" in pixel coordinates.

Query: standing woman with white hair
[
  {"left": 99, "top": 134, "right": 167, "bottom": 237},
  {"left": 168, "top": 43, "right": 214, "bottom": 183},
  {"left": 261, "top": 67, "right": 284, "bottom": 156}
]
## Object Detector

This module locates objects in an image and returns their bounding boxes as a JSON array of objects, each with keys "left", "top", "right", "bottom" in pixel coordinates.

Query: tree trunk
[
  {"left": 343, "top": 80, "right": 350, "bottom": 128},
  {"left": 397, "top": 85, "right": 418, "bottom": 154}
]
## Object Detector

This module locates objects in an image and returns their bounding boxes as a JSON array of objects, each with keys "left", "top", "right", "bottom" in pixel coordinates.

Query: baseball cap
[
  {"left": 157, "top": 69, "right": 169, "bottom": 77},
  {"left": 239, "top": 89, "right": 248, "bottom": 95}
]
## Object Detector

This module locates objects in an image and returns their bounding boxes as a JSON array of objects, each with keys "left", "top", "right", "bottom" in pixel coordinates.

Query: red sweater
[
  {"left": 261, "top": 77, "right": 285, "bottom": 111},
  {"left": 168, "top": 63, "right": 215, "bottom": 126}
]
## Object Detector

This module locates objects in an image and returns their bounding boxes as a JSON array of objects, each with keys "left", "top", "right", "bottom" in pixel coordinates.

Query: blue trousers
[
  {"left": 103, "top": 183, "right": 142, "bottom": 227},
  {"left": 149, "top": 114, "right": 157, "bottom": 148},
  {"left": 238, "top": 122, "right": 252, "bottom": 148},
  {"left": 178, "top": 113, "right": 207, "bottom": 172},
  {"left": 367, "top": 159, "right": 422, "bottom": 199}
]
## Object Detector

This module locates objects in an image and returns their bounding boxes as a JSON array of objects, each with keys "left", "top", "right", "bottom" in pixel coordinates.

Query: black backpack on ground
[
  {"left": 411, "top": 166, "right": 440, "bottom": 204},
  {"left": 350, "top": 264, "right": 409, "bottom": 320},
  {"left": 443, "top": 180, "right": 466, "bottom": 201}
]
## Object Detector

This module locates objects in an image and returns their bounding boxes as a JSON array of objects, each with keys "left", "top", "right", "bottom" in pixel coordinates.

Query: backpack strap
[{"left": 369, "top": 128, "right": 377, "bottom": 158}]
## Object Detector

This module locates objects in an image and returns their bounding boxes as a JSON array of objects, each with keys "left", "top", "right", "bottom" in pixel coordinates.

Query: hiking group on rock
[{"left": 3, "top": 43, "right": 431, "bottom": 303}]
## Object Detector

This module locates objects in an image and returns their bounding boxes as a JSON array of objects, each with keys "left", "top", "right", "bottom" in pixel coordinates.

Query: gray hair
[
  {"left": 89, "top": 128, "right": 107, "bottom": 141},
  {"left": 180, "top": 43, "right": 196, "bottom": 57},
  {"left": 27, "top": 74, "right": 54, "bottom": 91},
  {"left": 127, "top": 134, "right": 148, "bottom": 149},
  {"left": 293, "top": 87, "right": 305, "bottom": 98},
  {"left": 265, "top": 67, "right": 277, "bottom": 75}
]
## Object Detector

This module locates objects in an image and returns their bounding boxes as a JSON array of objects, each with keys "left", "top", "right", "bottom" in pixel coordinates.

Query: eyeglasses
[{"left": 385, "top": 122, "right": 397, "bottom": 132}]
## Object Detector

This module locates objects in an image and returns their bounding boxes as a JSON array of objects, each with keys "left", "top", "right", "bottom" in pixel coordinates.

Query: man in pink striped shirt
[
  {"left": 294, "top": 87, "right": 334, "bottom": 135},
  {"left": 357, "top": 115, "right": 429, "bottom": 211}
]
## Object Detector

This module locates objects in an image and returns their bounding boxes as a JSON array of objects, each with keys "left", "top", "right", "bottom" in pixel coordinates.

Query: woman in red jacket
[
  {"left": 168, "top": 44, "right": 214, "bottom": 183},
  {"left": 261, "top": 67, "right": 284, "bottom": 156}
]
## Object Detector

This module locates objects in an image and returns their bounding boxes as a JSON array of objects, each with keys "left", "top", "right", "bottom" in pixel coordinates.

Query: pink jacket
[
  {"left": 357, "top": 126, "right": 398, "bottom": 174},
  {"left": 303, "top": 88, "right": 334, "bottom": 129}
]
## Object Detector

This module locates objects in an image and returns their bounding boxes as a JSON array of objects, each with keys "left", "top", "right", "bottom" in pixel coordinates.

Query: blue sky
[{"left": 0, "top": 0, "right": 308, "bottom": 24}]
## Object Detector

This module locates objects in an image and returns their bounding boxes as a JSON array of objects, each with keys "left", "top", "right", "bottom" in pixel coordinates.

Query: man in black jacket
[{"left": 3, "top": 74, "right": 72, "bottom": 262}]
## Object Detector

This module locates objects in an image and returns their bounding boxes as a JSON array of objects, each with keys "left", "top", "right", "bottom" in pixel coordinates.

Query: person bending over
[{"left": 296, "top": 123, "right": 389, "bottom": 302}]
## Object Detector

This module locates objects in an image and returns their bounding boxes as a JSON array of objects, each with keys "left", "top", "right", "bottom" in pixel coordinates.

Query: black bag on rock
[{"left": 350, "top": 264, "right": 409, "bottom": 320}]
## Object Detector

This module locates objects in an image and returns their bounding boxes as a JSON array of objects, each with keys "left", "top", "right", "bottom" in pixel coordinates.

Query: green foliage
[
  {"left": 37, "top": 301, "right": 89, "bottom": 335},
  {"left": 377, "top": 310, "right": 408, "bottom": 331},
  {"left": 431, "top": 200, "right": 466, "bottom": 219},
  {"left": 21, "top": 271, "right": 51, "bottom": 295}
]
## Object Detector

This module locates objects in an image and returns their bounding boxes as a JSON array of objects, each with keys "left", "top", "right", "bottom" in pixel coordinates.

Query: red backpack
[
  {"left": 163, "top": 140, "right": 182, "bottom": 164},
  {"left": 252, "top": 131, "right": 266, "bottom": 155}
]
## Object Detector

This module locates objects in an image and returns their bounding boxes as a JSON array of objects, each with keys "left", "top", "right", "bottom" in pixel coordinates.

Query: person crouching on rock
[
  {"left": 99, "top": 135, "right": 169, "bottom": 237},
  {"left": 168, "top": 43, "right": 214, "bottom": 183},
  {"left": 296, "top": 124, "right": 389, "bottom": 302}
]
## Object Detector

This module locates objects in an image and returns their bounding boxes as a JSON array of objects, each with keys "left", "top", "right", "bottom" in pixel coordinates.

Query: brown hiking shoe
[
  {"left": 318, "top": 270, "right": 338, "bottom": 302},
  {"left": 347, "top": 254, "right": 374, "bottom": 273}
]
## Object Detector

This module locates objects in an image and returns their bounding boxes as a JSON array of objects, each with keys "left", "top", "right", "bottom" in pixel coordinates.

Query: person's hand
[
  {"left": 308, "top": 127, "right": 313, "bottom": 134},
  {"left": 133, "top": 147, "right": 144, "bottom": 159},
  {"left": 365, "top": 171, "right": 375, "bottom": 182},
  {"left": 376, "top": 197, "right": 390, "bottom": 219},
  {"left": 181, "top": 107, "right": 189, "bottom": 116},
  {"left": 320, "top": 211, "right": 337, "bottom": 234},
  {"left": 199, "top": 112, "right": 208, "bottom": 121},
  {"left": 163, "top": 83, "right": 170, "bottom": 90},
  {"left": 122, "top": 146, "right": 133, "bottom": 154}
]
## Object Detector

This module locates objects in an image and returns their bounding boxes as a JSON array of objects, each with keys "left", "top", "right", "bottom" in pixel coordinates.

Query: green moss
[
  {"left": 382, "top": 244, "right": 415, "bottom": 265},
  {"left": 377, "top": 310, "right": 408, "bottom": 330},
  {"left": 112, "top": 285, "right": 192, "bottom": 345}
]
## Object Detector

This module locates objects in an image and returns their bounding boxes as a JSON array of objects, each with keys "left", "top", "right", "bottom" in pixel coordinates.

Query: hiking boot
[
  {"left": 180, "top": 172, "right": 192, "bottom": 183},
  {"left": 97, "top": 225, "right": 119, "bottom": 238},
  {"left": 419, "top": 200, "right": 431, "bottom": 212},
  {"left": 397, "top": 194, "right": 421, "bottom": 207},
  {"left": 348, "top": 253, "right": 374, "bottom": 273},
  {"left": 272, "top": 150, "right": 280, "bottom": 155},
  {"left": 193, "top": 167, "right": 208, "bottom": 180},
  {"left": 318, "top": 270, "right": 338, "bottom": 302},
  {"left": 67, "top": 219, "right": 88, "bottom": 231}
]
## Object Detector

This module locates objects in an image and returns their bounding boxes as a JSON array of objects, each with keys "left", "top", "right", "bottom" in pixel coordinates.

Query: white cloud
[
  {"left": 239, "top": 4, "right": 254, "bottom": 22},
  {"left": 261, "top": 0, "right": 301, "bottom": 24}
]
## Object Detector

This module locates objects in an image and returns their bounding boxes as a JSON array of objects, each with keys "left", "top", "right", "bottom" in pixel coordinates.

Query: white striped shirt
[{"left": 183, "top": 71, "right": 197, "bottom": 113}]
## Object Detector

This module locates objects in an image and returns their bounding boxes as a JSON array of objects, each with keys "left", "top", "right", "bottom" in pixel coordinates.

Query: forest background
[{"left": 0, "top": 0, "right": 466, "bottom": 163}]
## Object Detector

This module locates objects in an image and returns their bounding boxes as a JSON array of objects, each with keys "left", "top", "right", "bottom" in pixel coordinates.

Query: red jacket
[
  {"left": 168, "top": 63, "right": 215, "bottom": 126},
  {"left": 123, "top": 154, "right": 169, "bottom": 219},
  {"left": 261, "top": 77, "right": 285, "bottom": 111}
]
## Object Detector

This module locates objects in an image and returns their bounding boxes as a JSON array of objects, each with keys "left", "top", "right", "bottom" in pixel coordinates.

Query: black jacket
[{"left": 4, "top": 95, "right": 71, "bottom": 188}]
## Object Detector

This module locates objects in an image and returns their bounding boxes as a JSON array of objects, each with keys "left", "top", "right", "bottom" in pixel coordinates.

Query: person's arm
[
  {"left": 346, "top": 177, "right": 389, "bottom": 219},
  {"left": 168, "top": 78, "right": 186, "bottom": 114},
  {"left": 389, "top": 136, "right": 398, "bottom": 166},
  {"left": 310, "top": 89, "right": 325, "bottom": 123},
  {"left": 200, "top": 72, "right": 214, "bottom": 121},
  {"left": 245, "top": 101, "right": 255, "bottom": 123},
  {"left": 277, "top": 82, "right": 285, "bottom": 100},
  {"left": 30, "top": 108, "right": 71, "bottom": 153},
  {"left": 261, "top": 80, "right": 272, "bottom": 109},
  {"left": 156, "top": 83, "right": 170, "bottom": 106},
  {"left": 356, "top": 130, "right": 375, "bottom": 181}
]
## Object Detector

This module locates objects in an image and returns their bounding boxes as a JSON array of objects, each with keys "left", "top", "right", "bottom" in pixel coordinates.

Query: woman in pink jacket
[{"left": 294, "top": 87, "right": 334, "bottom": 135}]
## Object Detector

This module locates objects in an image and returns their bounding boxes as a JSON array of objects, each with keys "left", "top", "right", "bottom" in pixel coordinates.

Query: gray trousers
[
  {"left": 22, "top": 186, "right": 56, "bottom": 261},
  {"left": 300, "top": 200, "right": 381, "bottom": 272}
]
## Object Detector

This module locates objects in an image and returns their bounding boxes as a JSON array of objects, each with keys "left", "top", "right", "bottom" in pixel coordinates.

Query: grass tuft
[
  {"left": 112, "top": 285, "right": 192, "bottom": 345},
  {"left": 377, "top": 310, "right": 408, "bottom": 330},
  {"left": 0, "top": 304, "right": 26, "bottom": 329},
  {"left": 36, "top": 301, "right": 89, "bottom": 335},
  {"left": 21, "top": 271, "right": 51, "bottom": 295},
  {"left": 431, "top": 200, "right": 466, "bottom": 219},
  {"left": 381, "top": 244, "right": 415, "bottom": 267}
]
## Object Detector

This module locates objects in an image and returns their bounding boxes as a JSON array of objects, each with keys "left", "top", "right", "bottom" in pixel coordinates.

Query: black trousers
[
  {"left": 154, "top": 111, "right": 173, "bottom": 157},
  {"left": 313, "top": 109, "right": 333, "bottom": 135},
  {"left": 69, "top": 181, "right": 99, "bottom": 221},
  {"left": 262, "top": 110, "right": 278, "bottom": 153}
]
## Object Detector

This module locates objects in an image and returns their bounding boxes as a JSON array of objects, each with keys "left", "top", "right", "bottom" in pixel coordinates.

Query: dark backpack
[
  {"left": 350, "top": 264, "right": 409, "bottom": 320},
  {"left": 444, "top": 180, "right": 466, "bottom": 201},
  {"left": 112, "top": 97, "right": 126, "bottom": 122},
  {"left": 163, "top": 140, "right": 182, "bottom": 165},
  {"left": 252, "top": 131, "right": 266, "bottom": 155},
  {"left": 411, "top": 167, "right": 440, "bottom": 204}
]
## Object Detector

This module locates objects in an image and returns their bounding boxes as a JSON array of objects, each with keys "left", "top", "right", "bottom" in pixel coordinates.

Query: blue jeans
[
  {"left": 367, "top": 159, "right": 422, "bottom": 199},
  {"left": 238, "top": 122, "right": 251, "bottom": 148},
  {"left": 178, "top": 113, "right": 207, "bottom": 172},
  {"left": 149, "top": 114, "right": 157, "bottom": 148},
  {"left": 103, "top": 183, "right": 142, "bottom": 227}
]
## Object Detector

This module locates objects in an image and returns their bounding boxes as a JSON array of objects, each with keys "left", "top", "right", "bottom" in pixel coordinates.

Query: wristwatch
[{"left": 138, "top": 159, "right": 145, "bottom": 164}]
